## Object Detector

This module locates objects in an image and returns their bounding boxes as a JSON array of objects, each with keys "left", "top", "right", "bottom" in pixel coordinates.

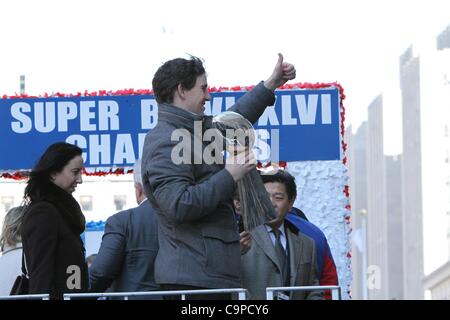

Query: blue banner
[{"left": 0, "top": 88, "right": 341, "bottom": 170}]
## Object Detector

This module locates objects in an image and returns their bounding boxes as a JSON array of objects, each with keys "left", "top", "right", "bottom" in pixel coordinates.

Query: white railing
[
  {"left": 0, "top": 286, "right": 341, "bottom": 300},
  {"left": 266, "top": 285, "right": 341, "bottom": 300},
  {"left": 64, "top": 288, "right": 248, "bottom": 300},
  {"left": 0, "top": 293, "right": 49, "bottom": 300}
]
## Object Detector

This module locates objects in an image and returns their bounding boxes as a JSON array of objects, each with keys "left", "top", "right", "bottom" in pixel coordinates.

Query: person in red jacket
[{"left": 287, "top": 207, "right": 339, "bottom": 299}]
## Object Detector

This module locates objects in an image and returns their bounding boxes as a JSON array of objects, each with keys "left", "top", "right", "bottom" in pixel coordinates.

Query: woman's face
[{"left": 51, "top": 155, "right": 83, "bottom": 194}]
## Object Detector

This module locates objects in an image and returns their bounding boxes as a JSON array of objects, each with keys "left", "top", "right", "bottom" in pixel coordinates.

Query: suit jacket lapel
[
  {"left": 286, "top": 225, "right": 303, "bottom": 286},
  {"left": 252, "top": 225, "right": 283, "bottom": 272}
]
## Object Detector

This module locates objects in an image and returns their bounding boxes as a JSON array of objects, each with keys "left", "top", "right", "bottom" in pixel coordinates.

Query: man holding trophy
[{"left": 142, "top": 54, "right": 296, "bottom": 299}]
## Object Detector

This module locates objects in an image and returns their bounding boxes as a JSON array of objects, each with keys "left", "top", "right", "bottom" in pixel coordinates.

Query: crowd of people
[{"left": 0, "top": 54, "right": 338, "bottom": 300}]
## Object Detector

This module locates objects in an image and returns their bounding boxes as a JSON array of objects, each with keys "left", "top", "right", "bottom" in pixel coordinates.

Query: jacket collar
[
  {"left": 31, "top": 181, "right": 86, "bottom": 234},
  {"left": 284, "top": 219, "right": 299, "bottom": 235},
  {"left": 158, "top": 103, "right": 213, "bottom": 133}
]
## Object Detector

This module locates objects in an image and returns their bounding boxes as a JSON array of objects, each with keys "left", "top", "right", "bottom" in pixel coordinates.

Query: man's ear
[
  {"left": 134, "top": 182, "right": 145, "bottom": 204},
  {"left": 135, "top": 182, "right": 143, "bottom": 196},
  {"left": 176, "top": 84, "right": 186, "bottom": 99},
  {"left": 288, "top": 199, "right": 295, "bottom": 212}
]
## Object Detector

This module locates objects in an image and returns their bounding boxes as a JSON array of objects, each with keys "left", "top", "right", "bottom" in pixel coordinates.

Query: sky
[{"left": 1, "top": 0, "right": 449, "bottom": 155}]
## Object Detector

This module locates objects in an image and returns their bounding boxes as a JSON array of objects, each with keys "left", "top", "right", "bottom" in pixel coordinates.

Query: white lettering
[
  {"left": 140, "top": 99, "right": 158, "bottom": 129},
  {"left": 66, "top": 135, "right": 87, "bottom": 161},
  {"left": 113, "top": 134, "right": 135, "bottom": 164},
  {"left": 254, "top": 129, "right": 271, "bottom": 161},
  {"left": 99, "top": 100, "right": 119, "bottom": 130},
  {"left": 80, "top": 101, "right": 96, "bottom": 131},
  {"left": 193, "top": 121, "right": 203, "bottom": 164},
  {"left": 296, "top": 94, "right": 318, "bottom": 125},
  {"left": 204, "top": 97, "right": 221, "bottom": 116},
  {"left": 89, "top": 134, "right": 111, "bottom": 165},
  {"left": 225, "top": 96, "right": 235, "bottom": 110},
  {"left": 269, "top": 128, "right": 279, "bottom": 162},
  {"left": 11, "top": 102, "right": 32, "bottom": 133},
  {"left": 35, "top": 102, "right": 55, "bottom": 133},
  {"left": 171, "top": 129, "right": 191, "bottom": 165},
  {"left": 181, "top": 304, "right": 215, "bottom": 317},
  {"left": 138, "top": 133, "right": 146, "bottom": 159},
  {"left": 281, "top": 95, "right": 297, "bottom": 125},
  {"left": 58, "top": 101, "right": 77, "bottom": 132},
  {"left": 321, "top": 94, "right": 332, "bottom": 124},
  {"left": 257, "top": 105, "right": 279, "bottom": 126},
  {"left": 12, "top": 100, "right": 123, "bottom": 133},
  {"left": 67, "top": 134, "right": 143, "bottom": 166},
  {"left": 203, "top": 129, "right": 224, "bottom": 165}
]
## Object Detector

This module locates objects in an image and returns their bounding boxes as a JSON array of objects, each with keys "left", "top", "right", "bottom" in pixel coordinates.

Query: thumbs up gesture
[{"left": 264, "top": 53, "right": 296, "bottom": 91}]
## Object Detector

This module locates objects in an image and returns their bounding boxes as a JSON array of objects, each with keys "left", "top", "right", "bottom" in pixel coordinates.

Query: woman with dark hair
[{"left": 21, "top": 142, "right": 88, "bottom": 299}]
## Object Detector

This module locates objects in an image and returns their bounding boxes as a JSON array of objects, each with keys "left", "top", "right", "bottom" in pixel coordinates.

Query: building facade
[
  {"left": 366, "top": 95, "right": 389, "bottom": 299},
  {"left": 399, "top": 46, "right": 425, "bottom": 299}
]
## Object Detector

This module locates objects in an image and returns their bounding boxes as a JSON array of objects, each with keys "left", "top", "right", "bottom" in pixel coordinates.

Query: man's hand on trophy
[{"left": 225, "top": 146, "right": 256, "bottom": 182}]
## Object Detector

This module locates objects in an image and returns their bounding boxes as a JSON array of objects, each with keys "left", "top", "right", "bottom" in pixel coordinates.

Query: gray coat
[
  {"left": 241, "top": 220, "right": 324, "bottom": 300},
  {"left": 89, "top": 200, "right": 160, "bottom": 298},
  {"left": 142, "top": 82, "right": 275, "bottom": 288}
]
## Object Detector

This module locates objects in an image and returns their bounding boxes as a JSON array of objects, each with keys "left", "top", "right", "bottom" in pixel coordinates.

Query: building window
[
  {"left": 79, "top": 196, "right": 93, "bottom": 211},
  {"left": 1, "top": 196, "right": 14, "bottom": 212},
  {"left": 114, "top": 195, "right": 126, "bottom": 211}
]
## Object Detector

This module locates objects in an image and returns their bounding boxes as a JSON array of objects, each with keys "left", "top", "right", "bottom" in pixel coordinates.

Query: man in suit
[
  {"left": 89, "top": 159, "right": 160, "bottom": 299},
  {"left": 240, "top": 170, "right": 323, "bottom": 300},
  {"left": 141, "top": 54, "right": 296, "bottom": 299}
]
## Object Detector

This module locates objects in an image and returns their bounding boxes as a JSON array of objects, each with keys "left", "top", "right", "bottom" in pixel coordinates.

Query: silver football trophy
[{"left": 213, "top": 111, "right": 277, "bottom": 231}]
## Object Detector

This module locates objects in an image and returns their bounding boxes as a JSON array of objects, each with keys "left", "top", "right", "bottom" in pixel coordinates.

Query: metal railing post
[
  {"left": 266, "top": 285, "right": 341, "bottom": 300},
  {"left": 238, "top": 291, "right": 247, "bottom": 300},
  {"left": 266, "top": 290, "right": 275, "bottom": 300}
]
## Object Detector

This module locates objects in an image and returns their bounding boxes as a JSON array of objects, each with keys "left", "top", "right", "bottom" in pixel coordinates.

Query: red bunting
[
  {"left": 256, "top": 161, "right": 288, "bottom": 170},
  {"left": 1, "top": 171, "right": 29, "bottom": 180},
  {"left": 343, "top": 185, "right": 350, "bottom": 198},
  {"left": 0, "top": 82, "right": 345, "bottom": 99},
  {"left": 82, "top": 168, "right": 133, "bottom": 176},
  {"left": 345, "top": 215, "right": 351, "bottom": 225},
  {"left": 342, "top": 156, "right": 348, "bottom": 165}
]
